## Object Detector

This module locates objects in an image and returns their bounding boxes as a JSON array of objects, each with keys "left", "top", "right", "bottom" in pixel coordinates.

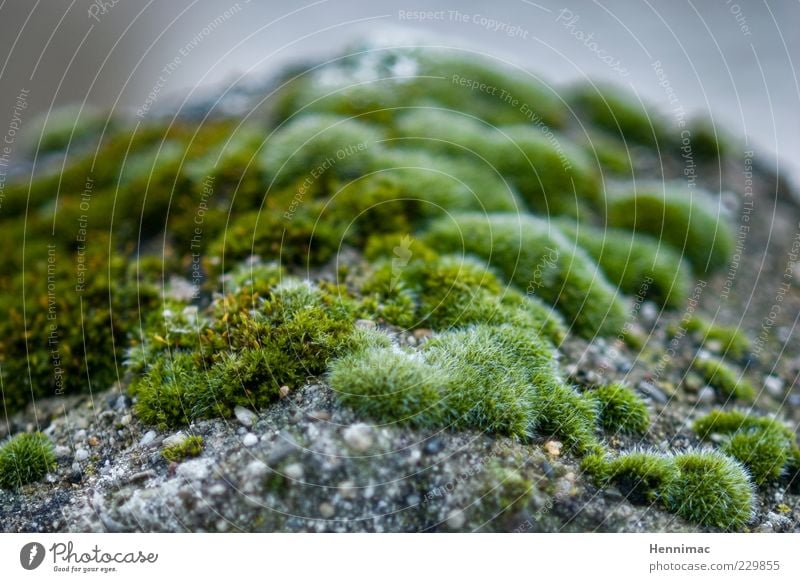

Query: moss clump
[
  {"left": 162, "top": 435, "right": 204, "bottom": 463},
  {"left": 0, "top": 433, "right": 57, "bottom": 490},
  {"left": 131, "top": 281, "right": 359, "bottom": 429},
  {"left": 261, "top": 114, "right": 383, "bottom": 189},
  {"left": 665, "top": 450, "right": 754, "bottom": 531},
  {"left": 568, "top": 83, "right": 671, "bottom": 149},
  {"left": 690, "top": 356, "right": 755, "bottom": 401},
  {"left": 555, "top": 219, "right": 692, "bottom": 309},
  {"left": 423, "top": 213, "right": 627, "bottom": 337},
  {"left": 360, "top": 253, "right": 566, "bottom": 343},
  {"left": 685, "top": 316, "right": 750, "bottom": 360},
  {"left": 589, "top": 383, "right": 650, "bottom": 435},
  {"left": 606, "top": 188, "right": 734, "bottom": 273},
  {"left": 694, "top": 409, "right": 795, "bottom": 485},
  {"left": 330, "top": 323, "right": 598, "bottom": 448},
  {"left": 584, "top": 448, "right": 754, "bottom": 530}
]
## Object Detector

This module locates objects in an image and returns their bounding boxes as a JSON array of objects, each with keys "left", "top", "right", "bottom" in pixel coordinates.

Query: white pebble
[
  {"left": 446, "top": 509, "right": 466, "bottom": 530},
  {"left": 343, "top": 423, "right": 374, "bottom": 452},
  {"left": 74, "top": 449, "right": 89, "bottom": 462},
  {"left": 234, "top": 406, "right": 257, "bottom": 428},
  {"left": 139, "top": 430, "right": 157, "bottom": 447},
  {"left": 764, "top": 376, "right": 784, "bottom": 397},
  {"left": 284, "top": 463, "right": 304, "bottom": 480},
  {"left": 242, "top": 433, "right": 259, "bottom": 447}
]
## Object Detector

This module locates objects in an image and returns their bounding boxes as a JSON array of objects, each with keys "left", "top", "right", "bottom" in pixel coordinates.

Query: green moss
[
  {"left": 686, "top": 117, "right": 729, "bottom": 161},
  {"left": 694, "top": 409, "right": 794, "bottom": 485},
  {"left": 261, "top": 114, "right": 383, "bottom": 189},
  {"left": 685, "top": 316, "right": 750, "bottom": 360},
  {"left": 24, "top": 105, "right": 110, "bottom": 154},
  {"left": 690, "top": 356, "right": 755, "bottom": 401},
  {"left": 483, "top": 462, "right": 534, "bottom": 514},
  {"left": 162, "top": 435, "right": 204, "bottom": 463},
  {"left": 590, "top": 383, "right": 650, "bottom": 435},
  {"left": 568, "top": 83, "right": 671, "bottom": 149},
  {"left": 0, "top": 432, "right": 57, "bottom": 489},
  {"left": 606, "top": 188, "right": 734, "bottom": 273},
  {"left": 665, "top": 450, "right": 754, "bottom": 530},
  {"left": 132, "top": 281, "right": 359, "bottom": 429},
  {"left": 394, "top": 110, "right": 598, "bottom": 216},
  {"left": 556, "top": 219, "right": 692, "bottom": 309},
  {"left": 604, "top": 452, "right": 678, "bottom": 505},
  {"left": 423, "top": 213, "right": 627, "bottom": 337}
]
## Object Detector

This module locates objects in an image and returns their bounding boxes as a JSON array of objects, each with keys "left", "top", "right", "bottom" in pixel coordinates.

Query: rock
[
  {"left": 319, "top": 502, "right": 335, "bottom": 518},
  {"left": 355, "top": 319, "right": 376, "bottom": 329},
  {"left": 176, "top": 459, "right": 210, "bottom": 481},
  {"left": 697, "top": 385, "right": 716, "bottom": 404},
  {"left": 423, "top": 437, "right": 444, "bottom": 455},
  {"left": 139, "top": 430, "right": 158, "bottom": 447},
  {"left": 87, "top": 436, "right": 100, "bottom": 447},
  {"left": 446, "top": 509, "right": 466, "bottom": 530},
  {"left": 343, "top": 423, "right": 374, "bottom": 452},
  {"left": 279, "top": 385, "right": 290, "bottom": 398},
  {"left": 54, "top": 445, "right": 71, "bottom": 460},
  {"left": 284, "top": 463, "right": 304, "bottom": 480},
  {"left": 234, "top": 406, "right": 257, "bottom": 428},
  {"left": 244, "top": 460, "right": 268, "bottom": 481},
  {"left": 74, "top": 449, "right": 90, "bottom": 462},
  {"left": 637, "top": 381, "right": 668, "bottom": 404},
  {"left": 242, "top": 433, "right": 259, "bottom": 447},
  {"left": 338, "top": 480, "right": 357, "bottom": 499},
  {"left": 308, "top": 410, "right": 331, "bottom": 422},
  {"left": 764, "top": 375, "right": 784, "bottom": 397}
]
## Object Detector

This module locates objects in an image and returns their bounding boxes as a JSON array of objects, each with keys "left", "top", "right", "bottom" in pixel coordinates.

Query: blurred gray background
[{"left": 1, "top": 0, "right": 798, "bottom": 185}]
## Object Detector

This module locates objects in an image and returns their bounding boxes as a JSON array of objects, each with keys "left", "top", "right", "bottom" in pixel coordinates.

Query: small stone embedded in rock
[
  {"left": 87, "top": 436, "right": 100, "bottom": 447},
  {"left": 284, "top": 462, "right": 304, "bottom": 480},
  {"left": 319, "top": 502, "right": 336, "bottom": 518},
  {"left": 697, "top": 385, "right": 716, "bottom": 404},
  {"left": 446, "top": 509, "right": 466, "bottom": 530},
  {"left": 234, "top": 406, "right": 257, "bottom": 427},
  {"left": 244, "top": 460, "right": 268, "bottom": 480},
  {"left": 544, "top": 440, "right": 563, "bottom": 458},
  {"left": 343, "top": 423, "right": 374, "bottom": 452},
  {"left": 764, "top": 375, "right": 784, "bottom": 397},
  {"left": 139, "top": 430, "right": 158, "bottom": 448},
  {"left": 74, "top": 448, "right": 90, "bottom": 462},
  {"left": 242, "top": 433, "right": 259, "bottom": 447},
  {"left": 177, "top": 459, "right": 210, "bottom": 481},
  {"left": 279, "top": 385, "right": 290, "bottom": 398}
]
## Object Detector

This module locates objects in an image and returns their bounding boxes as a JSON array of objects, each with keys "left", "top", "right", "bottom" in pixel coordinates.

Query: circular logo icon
[{"left": 20, "top": 542, "right": 46, "bottom": 570}]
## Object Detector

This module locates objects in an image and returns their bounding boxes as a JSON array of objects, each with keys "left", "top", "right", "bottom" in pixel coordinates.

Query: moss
[
  {"left": 690, "top": 356, "right": 755, "bottom": 401},
  {"left": 568, "top": 83, "right": 671, "bottom": 149},
  {"left": 261, "top": 114, "right": 383, "bottom": 189},
  {"left": 24, "top": 105, "right": 110, "bottom": 154},
  {"left": 162, "top": 435, "right": 204, "bottom": 463},
  {"left": 665, "top": 450, "right": 754, "bottom": 531},
  {"left": 605, "top": 452, "right": 678, "bottom": 505},
  {"left": 694, "top": 409, "right": 794, "bottom": 485},
  {"left": 423, "top": 213, "right": 627, "bottom": 337},
  {"left": 394, "top": 110, "right": 598, "bottom": 216},
  {"left": 589, "top": 383, "right": 650, "bottom": 435},
  {"left": 483, "top": 462, "right": 534, "bottom": 514},
  {"left": 685, "top": 316, "right": 750, "bottom": 360},
  {"left": 556, "top": 219, "right": 692, "bottom": 309},
  {"left": 0, "top": 433, "right": 57, "bottom": 490},
  {"left": 606, "top": 188, "right": 734, "bottom": 273},
  {"left": 132, "top": 281, "right": 359, "bottom": 429},
  {"left": 686, "top": 117, "right": 729, "bottom": 161}
]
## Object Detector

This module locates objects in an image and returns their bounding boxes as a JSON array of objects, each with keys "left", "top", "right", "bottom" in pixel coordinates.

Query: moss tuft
[
  {"left": 423, "top": 213, "right": 627, "bottom": 337},
  {"left": 162, "top": 435, "right": 205, "bottom": 463},
  {"left": 0, "top": 432, "right": 57, "bottom": 490},
  {"left": 685, "top": 316, "right": 750, "bottom": 360},
  {"left": 665, "top": 449, "right": 754, "bottom": 531},
  {"left": 589, "top": 383, "right": 650, "bottom": 435},
  {"left": 605, "top": 451, "right": 678, "bottom": 505},
  {"left": 690, "top": 356, "right": 755, "bottom": 401},
  {"left": 606, "top": 188, "right": 734, "bottom": 273}
]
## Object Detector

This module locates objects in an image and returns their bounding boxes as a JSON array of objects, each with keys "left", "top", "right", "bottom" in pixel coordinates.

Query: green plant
[
  {"left": 606, "top": 188, "right": 734, "bottom": 274},
  {"left": 162, "top": 435, "right": 204, "bottom": 463},
  {"left": 664, "top": 450, "right": 754, "bottom": 531},
  {"left": 555, "top": 219, "right": 692, "bottom": 309},
  {"left": 685, "top": 317, "right": 750, "bottom": 360},
  {"left": 423, "top": 213, "right": 628, "bottom": 337},
  {"left": 690, "top": 356, "right": 755, "bottom": 401},
  {"left": 590, "top": 383, "right": 650, "bottom": 435},
  {"left": 603, "top": 451, "right": 678, "bottom": 505},
  {"left": 0, "top": 433, "right": 57, "bottom": 490}
]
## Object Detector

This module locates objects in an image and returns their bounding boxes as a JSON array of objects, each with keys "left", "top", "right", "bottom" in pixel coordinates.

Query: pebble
[
  {"left": 119, "top": 414, "right": 132, "bottom": 427},
  {"left": 284, "top": 463, "right": 304, "bottom": 480},
  {"left": 242, "top": 433, "right": 259, "bottom": 447},
  {"left": 176, "top": 459, "right": 210, "bottom": 481},
  {"left": 54, "top": 445, "right": 71, "bottom": 460},
  {"left": 139, "top": 430, "right": 158, "bottom": 447},
  {"left": 87, "top": 436, "right": 100, "bottom": 447},
  {"left": 74, "top": 449, "right": 90, "bottom": 462},
  {"left": 244, "top": 460, "right": 268, "bottom": 480},
  {"left": 764, "top": 375, "right": 784, "bottom": 397},
  {"left": 162, "top": 431, "right": 187, "bottom": 448},
  {"left": 446, "top": 509, "right": 466, "bottom": 530},
  {"left": 343, "top": 423, "right": 374, "bottom": 452},
  {"left": 338, "top": 480, "right": 357, "bottom": 499},
  {"left": 308, "top": 410, "right": 331, "bottom": 422},
  {"left": 423, "top": 437, "right": 444, "bottom": 456},
  {"left": 637, "top": 380, "right": 668, "bottom": 404},
  {"left": 697, "top": 385, "right": 716, "bottom": 404},
  {"left": 234, "top": 406, "right": 257, "bottom": 428},
  {"left": 279, "top": 385, "right": 290, "bottom": 398},
  {"left": 544, "top": 440, "right": 563, "bottom": 458},
  {"left": 319, "top": 502, "right": 336, "bottom": 518},
  {"left": 355, "top": 319, "right": 376, "bottom": 329}
]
